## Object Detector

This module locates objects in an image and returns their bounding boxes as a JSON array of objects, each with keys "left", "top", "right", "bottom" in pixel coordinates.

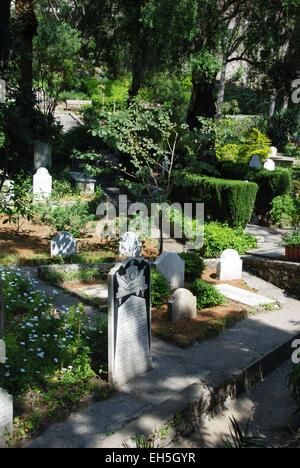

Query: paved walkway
[
  {"left": 246, "top": 224, "right": 288, "bottom": 258},
  {"left": 25, "top": 271, "right": 300, "bottom": 448},
  {"left": 54, "top": 112, "right": 81, "bottom": 133},
  {"left": 174, "top": 360, "right": 299, "bottom": 448}
]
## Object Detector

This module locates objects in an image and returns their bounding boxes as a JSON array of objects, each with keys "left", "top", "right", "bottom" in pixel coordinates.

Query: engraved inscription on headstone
[{"left": 108, "top": 258, "right": 152, "bottom": 387}]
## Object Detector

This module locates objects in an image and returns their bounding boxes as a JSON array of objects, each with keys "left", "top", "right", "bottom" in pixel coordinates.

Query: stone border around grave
[{"left": 99, "top": 331, "right": 300, "bottom": 448}]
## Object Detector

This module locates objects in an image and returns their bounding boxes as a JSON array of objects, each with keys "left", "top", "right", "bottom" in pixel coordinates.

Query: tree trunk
[
  {"left": 0, "top": 0, "right": 12, "bottom": 80},
  {"left": 128, "top": 48, "right": 144, "bottom": 102},
  {"left": 15, "top": 0, "right": 38, "bottom": 107},
  {"left": 187, "top": 73, "right": 216, "bottom": 130},
  {"left": 268, "top": 89, "right": 277, "bottom": 120},
  {"left": 215, "top": 64, "right": 227, "bottom": 119}
]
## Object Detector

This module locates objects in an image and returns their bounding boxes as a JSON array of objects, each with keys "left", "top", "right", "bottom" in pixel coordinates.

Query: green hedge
[
  {"left": 177, "top": 173, "right": 258, "bottom": 228},
  {"left": 220, "top": 163, "right": 292, "bottom": 216}
]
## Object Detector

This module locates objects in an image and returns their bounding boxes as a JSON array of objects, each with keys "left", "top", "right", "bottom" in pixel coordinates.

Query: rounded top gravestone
[
  {"left": 33, "top": 167, "right": 52, "bottom": 200},
  {"left": 119, "top": 232, "right": 142, "bottom": 258},
  {"left": 51, "top": 231, "right": 77, "bottom": 258},
  {"left": 154, "top": 252, "right": 185, "bottom": 290},
  {"left": 263, "top": 159, "right": 276, "bottom": 172},
  {"left": 217, "top": 249, "right": 243, "bottom": 281}
]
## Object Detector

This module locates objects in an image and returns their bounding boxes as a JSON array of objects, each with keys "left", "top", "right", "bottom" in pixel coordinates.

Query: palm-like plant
[{"left": 223, "top": 417, "right": 266, "bottom": 449}]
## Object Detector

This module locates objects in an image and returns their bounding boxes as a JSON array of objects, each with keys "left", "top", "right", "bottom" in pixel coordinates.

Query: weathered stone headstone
[
  {"left": 33, "top": 167, "right": 52, "bottom": 200},
  {"left": 108, "top": 258, "right": 152, "bottom": 387},
  {"left": 217, "top": 249, "right": 243, "bottom": 281},
  {"left": 154, "top": 252, "right": 185, "bottom": 290},
  {"left": 34, "top": 141, "right": 52, "bottom": 170},
  {"left": 168, "top": 289, "right": 197, "bottom": 323},
  {"left": 263, "top": 158, "right": 276, "bottom": 172},
  {"left": 69, "top": 172, "right": 96, "bottom": 196},
  {"left": 0, "top": 389, "right": 13, "bottom": 448},
  {"left": 119, "top": 232, "right": 142, "bottom": 258},
  {"left": 0, "top": 280, "right": 13, "bottom": 449},
  {"left": 249, "top": 155, "right": 262, "bottom": 170},
  {"left": 270, "top": 146, "right": 278, "bottom": 158},
  {"left": 51, "top": 232, "right": 77, "bottom": 258},
  {"left": 0, "top": 179, "right": 14, "bottom": 207}
]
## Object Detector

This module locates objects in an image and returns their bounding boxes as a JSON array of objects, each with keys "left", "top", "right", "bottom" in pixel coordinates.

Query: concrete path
[
  {"left": 54, "top": 112, "right": 81, "bottom": 133},
  {"left": 246, "top": 224, "right": 288, "bottom": 259},
  {"left": 25, "top": 271, "right": 300, "bottom": 448},
  {"left": 174, "top": 360, "right": 299, "bottom": 448}
]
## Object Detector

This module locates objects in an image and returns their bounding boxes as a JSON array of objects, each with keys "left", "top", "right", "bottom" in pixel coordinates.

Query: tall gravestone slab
[
  {"left": 34, "top": 141, "right": 52, "bottom": 170},
  {"left": 51, "top": 232, "right": 77, "bottom": 258},
  {"left": 154, "top": 252, "right": 185, "bottom": 290},
  {"left": 33, "top": 167, "right": 52, "bottom": 200},
  {"left": 0, "top": 389, "right": 13, "bottom": 448},
  {"left": 108, "top": 258, "right": 152, "bottom": 387}
]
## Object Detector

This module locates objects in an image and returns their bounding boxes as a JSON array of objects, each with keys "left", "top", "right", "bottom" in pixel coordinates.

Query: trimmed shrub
[
  {"left": 249, "top": 168, "right": 292, "bottom": 217},
  {"left": 177, "top": 173, "right": 258, "bottom": 228},
  {"left": 191, "top": 279, "right": 226, "bottom": 309},
  {"left": 201, "top": 222, "right": 257, "bottom": 258},
  {"left": 179, "top": 252, "right": 205, "bottom": 282},
  {"left": 151, "top": 269, "right": 171, "bottom": 308}
]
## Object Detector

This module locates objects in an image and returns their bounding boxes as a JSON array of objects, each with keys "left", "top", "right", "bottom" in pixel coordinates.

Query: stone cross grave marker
[
  {"left": 168, "top": 288, "right": 197, "bottom": 323},
  {"left": 108, "top": 258, "right": 152, "bottom": 387},
  {"left": 0, "top": 278, "right": 13, "bottom": 448},
  {"left": 51, "top": 231, "right": 77, "bottom": 258},
  {"left": 217, "top": 249, "right": 243, "bottom": 281},
  {"left": 33, "top": 167, "right": 52, "bottom": 200},
  {"left": 154, "top": 252, "right": 185, "bottom": 290},
  {"left": 34, "top": 141, "right": 52, "bottom": 170},
  {"left": 119, "top": 232, "right": 142, "bottom": 258},
  {"left": 249, "top": 155, "right": 262, "bottom": 170}
]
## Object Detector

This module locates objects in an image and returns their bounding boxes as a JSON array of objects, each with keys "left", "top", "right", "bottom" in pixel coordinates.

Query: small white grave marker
[
  {"left": 154, "top": 252, "right": 185, "bottom": 290},
  {"left": 264, "top": 159, "right": 276, "bottom": 171},
  {"left": 217, "top": 249, "right": 243, "bottom": 281},
  {"left": 270, "top": 146, "right": 278, "bottom": 158},
  {"left": 51, "top": 232, "right": 77, "bottom": 257},
  {"left": 33, "top": 167, "right": 52, "bottom": 200},
  {"left": 168, "top": 289, "right": 197, "bottom": 323}
]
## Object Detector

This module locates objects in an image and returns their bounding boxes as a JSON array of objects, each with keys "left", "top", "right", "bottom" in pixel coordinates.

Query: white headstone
[
  {"left": 217, "top": 249, "right": 243, "bottom": 281},
  {"left": 119, "top": 232, "right": 142, "bottom": 258},
  {"left": 0, "top": 340, "right": 6, "bottom": 364},
  {"left": 0, "top": 388, "right": 13, "bottom": 448},
  {"left": 51, "top": 232, "right": 77, "bottom": 258},
  {"left": 108, "top": 258, "right": 152, "bottom": 387},
  {"left": 33, "top": 167, "right": 52, "bottom": 200},
  {"left": 263, "top": 158, "right": 276, "bottom": 172},
  {"left": 154, "top": 252, "right": 185, "bottom": 290},
  {"left": 34, "top": 141, "right": 52, "bottom": 170},
  {"left": 270, "top": 146, "right": 278, "bottom": 158},
  {"left": 168, "top": 289, "right": 197, "bottom": 323},
  {"left": 249, "top": 155, "right": 262, "bottom": 170}
]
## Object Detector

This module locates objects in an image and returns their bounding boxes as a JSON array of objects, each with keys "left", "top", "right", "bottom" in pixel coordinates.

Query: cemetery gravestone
[
  {"left": 270, "top": 146, "right": 278, "bottom": 158},
  {"left": 0, "top": 281, "right": 13, "bottom": 448},
  {"left": 264, "top": 159, "right": 276, "bottom": 171},
  {"left": 34, "top": 141, "right": 52, "bottom": 170},
  {"left": 0, "top": 79, "right": 6, "bottom": 104},
  {"left": 0, "top": 179, "right": 14, "bottom": 207},
  {"left": 33, "top": 167, "right": 52, "bottom": 200},
  {"left": 119, "top": 232, "right": 142, "bottom": 258},
  {"left": 154, "top": 252, "right": 185, "bottom": 290},
  {"left": 108, "top": 258, "right": 152, "bottom": 387},
  {"left": 51, "top": 232, "right": 77, "bottom": 258},
  {"left": 217, "top": 249, "right": 243, "bottom": 281},
  {"left": 168, "top": 289, "right": 197, "bottom": 323},
  {"left": 249, "top": 155, "right": 262, "bottom": 170},
  {"left": 69, "top": 172, "right": 96, "bottom": 196}
]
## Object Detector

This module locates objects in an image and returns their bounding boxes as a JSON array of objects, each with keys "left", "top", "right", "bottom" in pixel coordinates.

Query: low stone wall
[{"left": 243, "top": 255, "right": 300, "bottom": 297}]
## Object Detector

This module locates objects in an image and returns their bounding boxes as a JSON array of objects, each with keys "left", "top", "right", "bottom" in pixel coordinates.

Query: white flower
[{"left": 20, "top": 369, "right": 26, "bottom": 373}]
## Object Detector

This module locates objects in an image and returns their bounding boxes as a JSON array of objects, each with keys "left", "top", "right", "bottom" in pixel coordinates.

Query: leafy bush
[
  {"left": 0, "top": 270, "right": 108, "bottom": 443},
  {"left": 281, "top": 231, "right": 300, "bottom": 248},
  {"left": 288, "top": 363, "right": 300, "bottom": 410},
  {"left": 151, "top": 269, "right": 171, "bottom": 308},
  {"left": 52, "top": 177, "right": 79, "bottom": 200},
  {"left": 201, "top": 223, "right": 257, "bottom": 258},
  {"left": 191, "top": 279, "right": 225, "bottom": 309},
  {"left": 179, "top": 252, "right": 205, "bottom": 282},
  {"left": 178, "top": 173, "right": 258, "bottom": 228},
  {"left": 1, "top": 177, "right": 34, "bottom": 234},
  {"left": 268, "top": 109, "right": 300, "bottom": 150},
  {"left": 36, "top": 202, "right": 93, "bottom": 237},
  {"left": 270, "top": 195, "right": 299, "bottom": 227}
]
